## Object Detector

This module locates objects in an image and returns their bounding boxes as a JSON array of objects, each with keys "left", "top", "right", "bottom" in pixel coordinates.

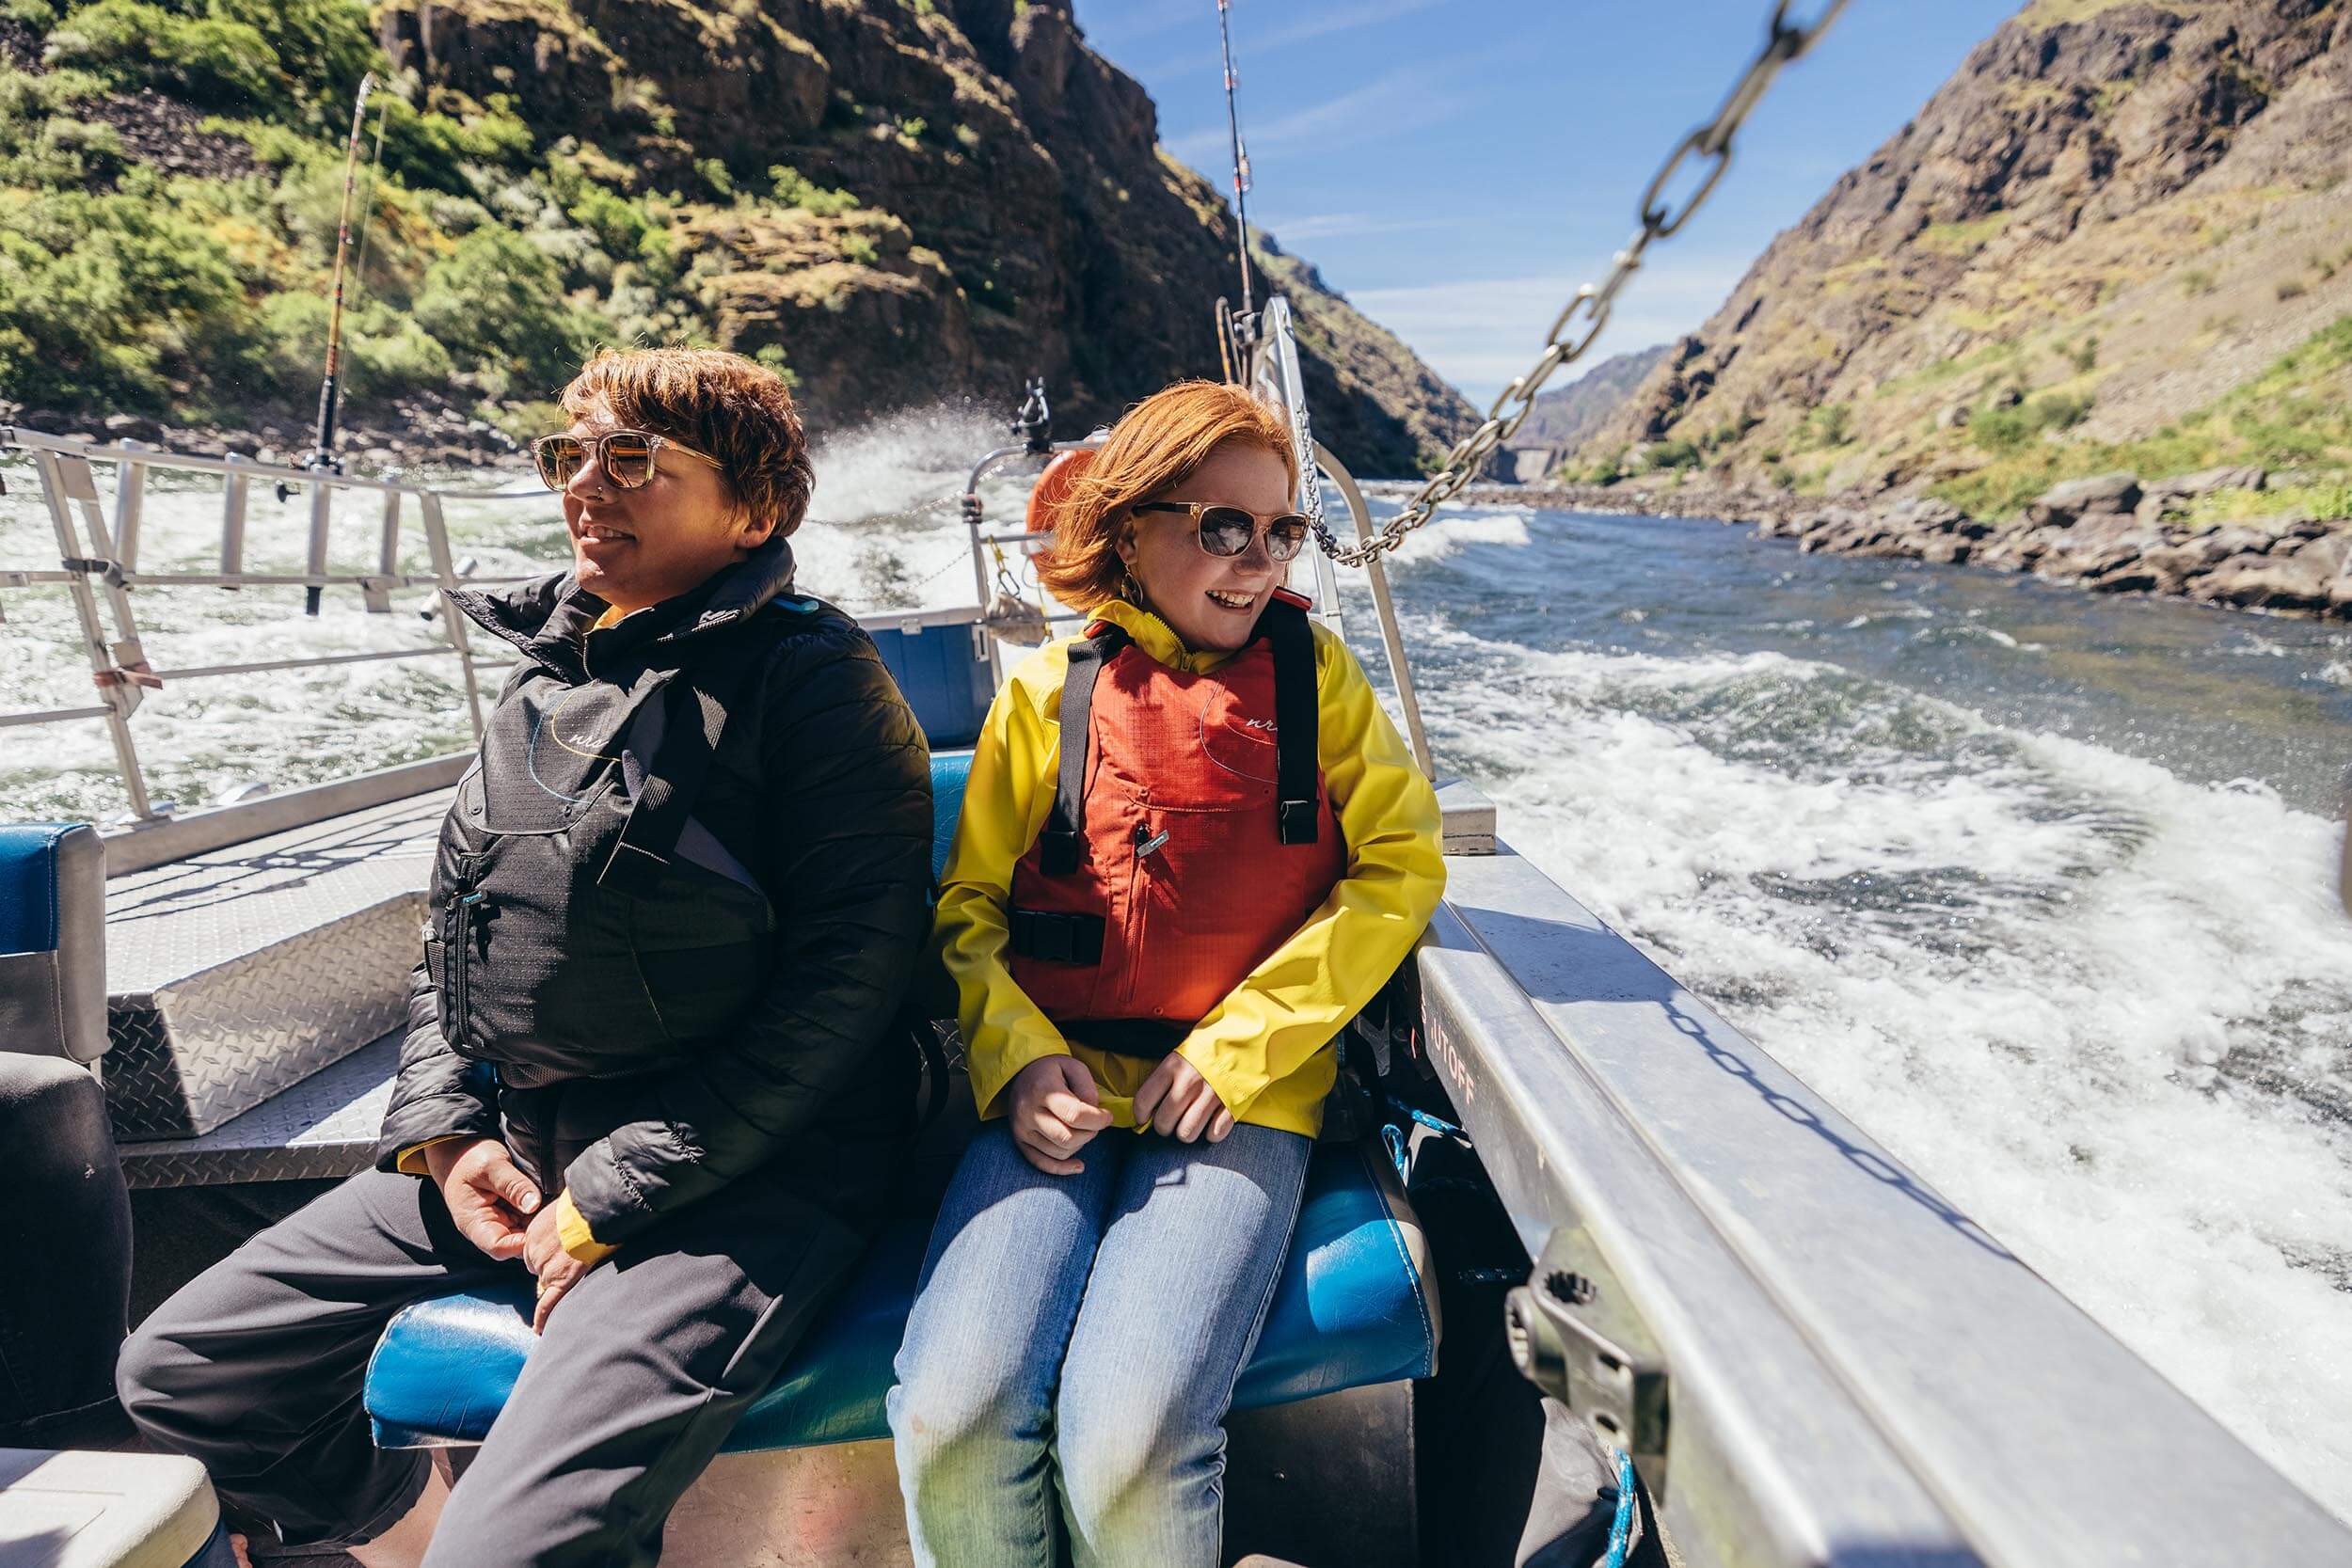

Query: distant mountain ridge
[
  {"left": 1502, "top": 343, "right": 1672, "bottom": 459},
  {"left": 1571, "top": 0, "right": 2352, "bottom": 521}
]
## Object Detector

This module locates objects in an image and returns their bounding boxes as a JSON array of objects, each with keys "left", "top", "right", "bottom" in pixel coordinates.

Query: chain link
[{"left": 1310, "top": 0, "right": 1850, "bottom": 566}]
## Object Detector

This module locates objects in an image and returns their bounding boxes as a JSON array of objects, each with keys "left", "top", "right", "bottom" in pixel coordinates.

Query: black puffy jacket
[{"left": 374, "top": 539, "right": 934, "bottom": 1243}]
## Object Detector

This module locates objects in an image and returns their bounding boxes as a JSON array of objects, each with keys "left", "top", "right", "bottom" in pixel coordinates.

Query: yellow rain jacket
[{"left": 935, "top": 598, "right": 1446, "bottom": 1137}]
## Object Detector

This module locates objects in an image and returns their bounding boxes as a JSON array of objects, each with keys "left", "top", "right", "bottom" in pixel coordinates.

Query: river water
[{"left": 4, "top": 408, "right": 2349, "bottom": 1517}]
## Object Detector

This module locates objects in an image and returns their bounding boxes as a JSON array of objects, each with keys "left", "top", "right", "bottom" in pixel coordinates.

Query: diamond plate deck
[
  {"left": 116, "top": 1031, "right": 398, "bottom": 1187},
  {"left": 102, "top": 790, "right": 448, "bottom": 1139}
]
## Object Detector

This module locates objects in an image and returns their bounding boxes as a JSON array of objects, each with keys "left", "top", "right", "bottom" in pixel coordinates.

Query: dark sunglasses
[
  {"left": 1133, "top": 501, "right": 1311, "bottom": 563},
  {"left": 532, "top": 429, "right": 723, "bottom": 492}
]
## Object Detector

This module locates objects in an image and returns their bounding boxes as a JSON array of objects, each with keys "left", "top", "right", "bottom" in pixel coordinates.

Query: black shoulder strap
[
  {"left": 1038, "top": 625, "right": 1126, "bottom": 876},
  {"left": 597, "top": 609, "right": 805, "bottom": 897},
  {"left": 1263, "top": 595, "right": 1320, "bottom": 846}
]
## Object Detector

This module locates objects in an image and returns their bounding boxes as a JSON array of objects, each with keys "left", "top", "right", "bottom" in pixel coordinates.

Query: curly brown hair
[
  {"left": 1035, "top": 380, "right": 1299, "bottom": 610},
  {"left": 559, "top": 347, "right": 815, "bottom": 538}
]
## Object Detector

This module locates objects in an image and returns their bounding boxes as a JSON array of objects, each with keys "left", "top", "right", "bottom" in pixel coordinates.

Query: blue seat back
[
  {"left": 930, "top": 751, "right": 971, "bottom": 884},
  {"left": 0, "top": 823, "right": 107, "bottom": 1063},
  {"left": 0, "top": 824, "right": 78, "bottom": 956}
]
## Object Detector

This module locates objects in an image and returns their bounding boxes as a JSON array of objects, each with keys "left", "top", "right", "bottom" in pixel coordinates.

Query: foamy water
[{"left": 5, "top": 414, "right": 2350, "bottom": 1518}]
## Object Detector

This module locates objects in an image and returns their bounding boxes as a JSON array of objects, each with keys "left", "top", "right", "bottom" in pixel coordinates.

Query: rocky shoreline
[
  {"left": 1435, "top": 473, "right": 2352, "bottom": 622},
  {"left": 0, "top": 398, "right": 522, "bottom": 475}
]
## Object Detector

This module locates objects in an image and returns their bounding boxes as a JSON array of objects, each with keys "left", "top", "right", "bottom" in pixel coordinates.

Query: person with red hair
[{"left": 888, "top": 380, "right": 1444, "bottom": 1566}]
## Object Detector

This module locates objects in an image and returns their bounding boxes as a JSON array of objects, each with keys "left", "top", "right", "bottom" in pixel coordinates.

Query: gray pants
[{"left": 117, "top": 1165, "right": 863, "bottom": 1566}]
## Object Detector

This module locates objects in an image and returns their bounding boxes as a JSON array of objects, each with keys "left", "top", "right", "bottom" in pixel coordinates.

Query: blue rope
[
  {"left": 1603, "top": 1446, "right": 1637, "bottom": 1568},
  {"left": 1380, "top": 1123, "right": 1410, "bottom": 1180},
  {"left": 1382, "top": 1093, "right": 1468, "bottom": 1142}
]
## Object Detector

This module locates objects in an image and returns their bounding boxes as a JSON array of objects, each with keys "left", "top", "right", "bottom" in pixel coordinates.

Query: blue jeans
[{"left": 888, "top": 1120, "right": 1312, "bottom": 1568}]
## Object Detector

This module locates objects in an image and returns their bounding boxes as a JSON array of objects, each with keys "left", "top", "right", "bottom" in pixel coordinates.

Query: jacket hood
[{"left": 452, "top": 537, "right": 803, "bottom": 672}]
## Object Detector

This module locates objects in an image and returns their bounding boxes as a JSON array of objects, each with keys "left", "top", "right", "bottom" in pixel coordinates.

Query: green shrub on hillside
[
  {"left": 0, "top": 170, "right": 259, "bottom": 407},
  {"left": 1933, "top": 315, "right": 2352, "bottom": 517},
  {"left": 43, "top": 1, "right": 283, "bottom": 110},
  {"left": 0, "top": 64, "right": 117, "bottom": 184},
  {"left": 1970, "top": 389, "right": 2091, "bottom": 452},
  {"left": 40, "top": 0, "right": 369, "bottom": 120},
  {"left": 1798, "top": 402, "right": 1851, "bottom": 451},
  {"left": 413, "top": 225, "right": 609, "bottom": 400},
  {"left": 208, "top": 0, "right": 372, "bottom": 108},
  {"left": 770, "top": 164, "right": 859, "bottom": 216},
  {"left": 0, "top": 109, "right": 123, "bottom": 186},
  {"left": 379, "top": 94, "right": 535, "bottom": 192},
  {"left": 556, "top": 179, "right": 642, "bottom": 252},
  {"left": 260, "top": 294, "right": 455, "bottom": 401},
  {"left": 2184, "top": 479, "right": 2352, "bottom": 527}
]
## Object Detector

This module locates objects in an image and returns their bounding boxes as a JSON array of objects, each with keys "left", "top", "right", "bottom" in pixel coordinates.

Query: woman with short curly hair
[{"left": 119, "top": 346, "right": 934, "bottom": 1568}]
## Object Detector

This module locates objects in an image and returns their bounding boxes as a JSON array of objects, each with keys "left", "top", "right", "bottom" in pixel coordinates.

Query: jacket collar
[
  {"left": 1089, "top": 597, "right": 1253, "bottom": 674},
  {"left": 453, "top": 538, "right": 801, "bottom": 675}
]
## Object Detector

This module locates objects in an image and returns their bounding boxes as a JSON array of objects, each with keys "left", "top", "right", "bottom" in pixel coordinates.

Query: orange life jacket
[{"left": 1007, "top": 590, "right": 1345, "bottom": 1055}]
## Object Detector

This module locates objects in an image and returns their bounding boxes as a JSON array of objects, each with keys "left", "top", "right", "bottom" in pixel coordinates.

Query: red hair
[{"left": 1035, "top": 381, "right": 1298, "bottom": 610}]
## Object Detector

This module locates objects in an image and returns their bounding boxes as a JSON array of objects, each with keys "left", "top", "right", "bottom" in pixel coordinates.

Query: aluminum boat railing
[{"left": 0, "top": 426, "right": 535, "bottom": 832}]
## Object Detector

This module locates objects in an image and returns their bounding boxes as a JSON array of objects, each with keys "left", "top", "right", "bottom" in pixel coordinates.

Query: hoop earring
[{"left": 1120, "top": 568, "right": 1146, "bottom": 607}]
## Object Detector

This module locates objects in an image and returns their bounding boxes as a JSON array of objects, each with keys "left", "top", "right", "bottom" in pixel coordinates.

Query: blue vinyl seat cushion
[
  {"left": 0, "top": 820, "right": 109, "bottom": 1064},
  {"left": 928, "top": 749, "right": 970, "bottom": 884},
  {"left": 365, "top": 1137, "right": 1435, "bottom": 1451},
  {"left": 0, "top": 822, "right": 82, "bottom": 955}
]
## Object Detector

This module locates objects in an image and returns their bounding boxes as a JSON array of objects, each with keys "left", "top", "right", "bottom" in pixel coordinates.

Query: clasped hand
[
  {"left": 1006, "top": 1052, "right": 1234, "bottom": 1176},
  {"left": 422, "top": 1136, "right": 588, "bottom": 1334}
]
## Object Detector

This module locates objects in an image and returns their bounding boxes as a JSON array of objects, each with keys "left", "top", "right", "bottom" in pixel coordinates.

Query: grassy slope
[
  {"left": 1565, "top": 0, "right": 2352, "bottom": 523},
  {"left": 0, "top": 0, "right": 639, "bottom": 434}
]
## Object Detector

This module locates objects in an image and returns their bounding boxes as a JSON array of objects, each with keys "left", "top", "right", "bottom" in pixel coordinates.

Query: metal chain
[
  {"left": 906, "top": 546, "right": 975, "bottom": 593},
  {"left": 1310, "top": 0, "right": 1851, "bottom": 566}
]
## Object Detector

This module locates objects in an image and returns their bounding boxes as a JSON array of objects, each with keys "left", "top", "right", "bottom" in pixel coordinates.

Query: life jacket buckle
[
  {"left": 1009, "top": 908, "right": 1106, "bottom": 965},
  {"left": 1277, "top": 798, "right": 1319, "bottom": 845}
]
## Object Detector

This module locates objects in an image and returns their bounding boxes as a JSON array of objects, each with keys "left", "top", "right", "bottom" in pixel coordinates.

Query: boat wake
[{"left": 1343, "top": 531, "right": 2352, "bottom": 1523}]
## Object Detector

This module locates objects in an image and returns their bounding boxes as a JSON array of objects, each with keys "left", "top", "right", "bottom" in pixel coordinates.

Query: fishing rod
[
  {"left": 348, "top": 89, "right": 390, "bottom": 311},
  {"left": 1215, "top": 0, "right": 1256, "bottom": 327},
  {"left": 302, "top": 70, "right": 378, "bottom": 613}
]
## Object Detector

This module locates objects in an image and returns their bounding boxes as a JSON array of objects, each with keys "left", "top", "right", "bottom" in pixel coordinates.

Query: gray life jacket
[{"left": 423, "top": 603, "right": 805, "bottom": 1088}]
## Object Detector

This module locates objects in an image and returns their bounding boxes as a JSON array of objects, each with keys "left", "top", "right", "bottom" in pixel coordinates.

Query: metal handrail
[
  {"left": 0, "top": 427, "right": 542, "bottom": 825},
  {"left": 1423, "top": 852, "right": 2352, "bottom": 1565}
]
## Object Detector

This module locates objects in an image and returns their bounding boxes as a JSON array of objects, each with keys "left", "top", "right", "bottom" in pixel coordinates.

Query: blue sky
[{"left": 1072, "top": 0, "right": 2026, "bottom": 405}]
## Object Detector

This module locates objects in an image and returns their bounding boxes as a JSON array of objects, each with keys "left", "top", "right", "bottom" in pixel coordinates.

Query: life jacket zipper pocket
[{"left": 444, "top": 890, "right": 485, "bottom": 1042}]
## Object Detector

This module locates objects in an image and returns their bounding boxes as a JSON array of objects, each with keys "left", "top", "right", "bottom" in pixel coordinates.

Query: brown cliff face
[
  {"left": 1575, "top": 0, "right": 2352, "bottom": 513},
  {"left": 376, "top": 0, "right": 1478, "bottom": 471}
]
